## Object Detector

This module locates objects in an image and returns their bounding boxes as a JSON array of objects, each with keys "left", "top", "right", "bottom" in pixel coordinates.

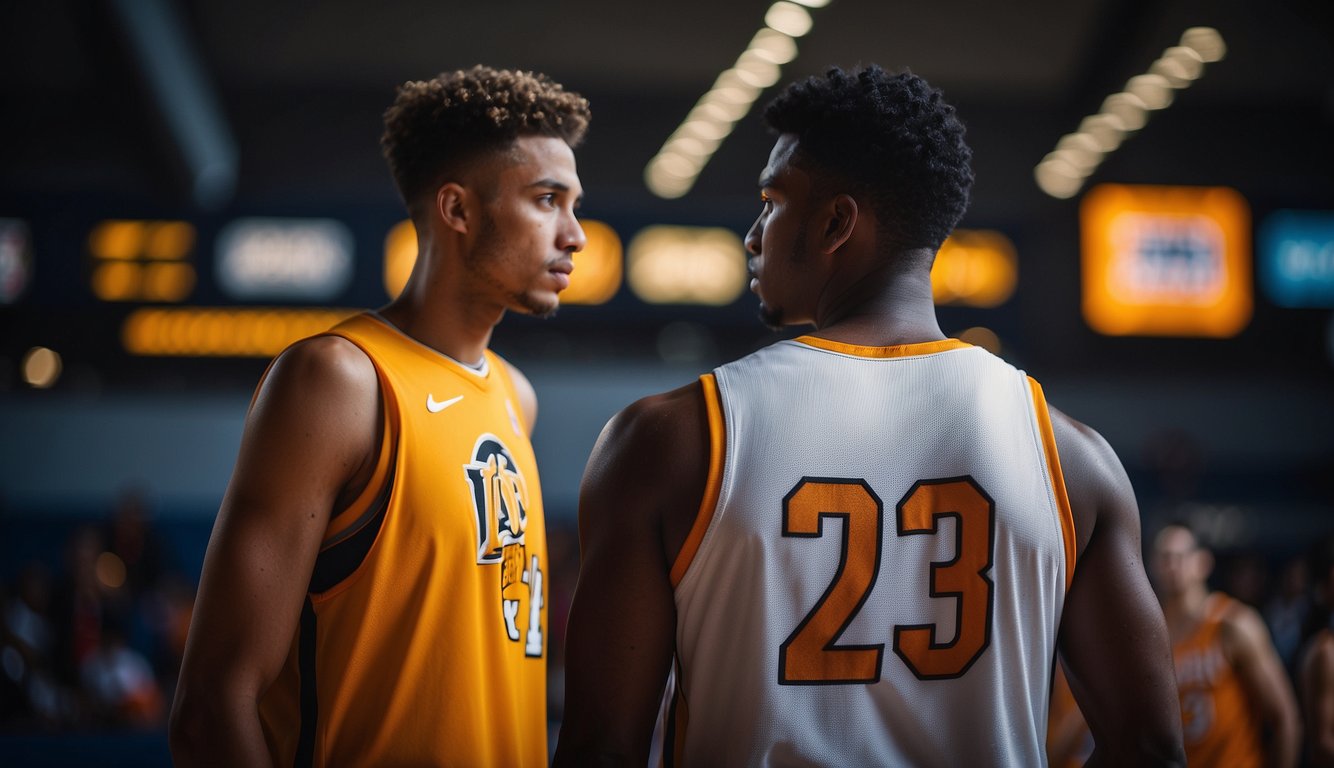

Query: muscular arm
[
  {"left": 1302, "top": 634, "right": 1334, "bottom": 767},
  {"left": 553, "top": 382, "right": 709, "bottom": 767},
  {"left": 170, "top": 337, "right": 380, "bottom": 767},
  {"left": 1222, "top": 603, "right": 1302, "bottom": 768},
  {"left": 1050, "top": 409, "right": 1186, "bottom": 767}
]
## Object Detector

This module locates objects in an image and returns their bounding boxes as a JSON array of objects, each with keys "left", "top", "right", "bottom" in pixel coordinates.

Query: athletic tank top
[
  {"left": 258, "top": 312, "right": 549, "bottom": 767},
  {"left": 1175, "top": 594, "right": 1264, "bottom": 768},
  {"left": 666, "top": 336, "right": 1076, "bottom": 767}
]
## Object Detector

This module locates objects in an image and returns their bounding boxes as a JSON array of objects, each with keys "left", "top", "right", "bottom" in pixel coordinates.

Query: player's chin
[{"left": 515, "top": 290, "right": 561, "bottom": 319}]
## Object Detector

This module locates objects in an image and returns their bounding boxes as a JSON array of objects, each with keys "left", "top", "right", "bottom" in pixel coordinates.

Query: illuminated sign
[
  {"left": 1081, "top": 184, "right": 1251, "bottom": 337},
  {"left": 122, "top": 307, "right": 355, "bottom": 357},
  {"left": 88, "top": 219, "right": 197, "bottom": 303},
  {"left": 0, "top": 218, "right": 32, "bottom": 304},
  {"left": 563, "top": 219, "right": 622, "bottom": 305},
  {"left": 627, "top": 225, "right": 747, "bottom": 305},
  {"left": 931, "top": 229, "right": 1017, "bottom": 307},
  {"left": 216, "top": 218, "right": 353, "bottom": 301},
  {"left": 1258, "top": 210, "right": 1334, "bottom": 308}
]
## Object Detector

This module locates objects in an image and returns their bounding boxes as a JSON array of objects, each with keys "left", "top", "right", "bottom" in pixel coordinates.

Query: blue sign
[{"left": 1259, "top": 210, "right": 1334, "bottom": 308}]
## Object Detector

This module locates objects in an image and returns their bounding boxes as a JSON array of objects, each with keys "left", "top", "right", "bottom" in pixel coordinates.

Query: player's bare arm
[
  {"left": 1050, "top": 408, "right": 1186, "bottom": 767},
  {"left": 170, "top": 336, "right": 380, "bottom": 767},
  {"left": 1221, "top": 600, "right": 1302, "bottom": 767},
  {"left": 553, "top": 381, "right": 709, "bottom": 767}
]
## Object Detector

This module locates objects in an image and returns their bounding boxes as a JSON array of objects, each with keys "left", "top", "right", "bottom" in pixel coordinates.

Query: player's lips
[
  {"left": 549, "top": 259, "right": 574, "bottom": 290},
  {"left": 748, "top": 258, "right": 760, "bottom": 292}
]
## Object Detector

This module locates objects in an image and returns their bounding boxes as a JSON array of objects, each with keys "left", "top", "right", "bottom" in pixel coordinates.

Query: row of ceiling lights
[
  {"left": 644, "top": 0, "right": 830, "bottom": 199},
  {"left": 1035, "top": 27, "right": 1227, "bottom": 199}
]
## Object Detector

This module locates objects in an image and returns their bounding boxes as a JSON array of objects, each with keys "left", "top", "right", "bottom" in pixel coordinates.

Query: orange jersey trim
[
  {"left": 793, "top": 335, "right": 971, "bottom": 358},
  {"left": 1028, "top": 377, "right": 1077, "bottom": 590},
  {"left": 670, "top": 374, "right": 726, "bottom": 587}
]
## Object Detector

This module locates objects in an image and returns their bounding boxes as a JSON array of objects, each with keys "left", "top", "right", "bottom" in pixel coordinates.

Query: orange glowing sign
[{"left": 1081, "top": 184, "right": 1251, "bottom": 337}]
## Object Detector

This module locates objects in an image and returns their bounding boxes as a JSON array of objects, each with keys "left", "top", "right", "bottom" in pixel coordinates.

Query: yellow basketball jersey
[
  {"left": 258, "top": 311, "right": 548, "bottom": 767},
  {"left": 1175, "top": 594, "right": 1264, "bottom": 768}
]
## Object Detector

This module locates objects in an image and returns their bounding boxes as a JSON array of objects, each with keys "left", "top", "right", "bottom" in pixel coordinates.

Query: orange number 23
[{"left": 778, "top": 476, "right": 995, "bottom": 685}]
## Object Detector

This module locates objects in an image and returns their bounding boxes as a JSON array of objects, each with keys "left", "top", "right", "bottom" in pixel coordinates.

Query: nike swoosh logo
[{"left": 426, "top": 394, "right": 464, "bottom": 413}]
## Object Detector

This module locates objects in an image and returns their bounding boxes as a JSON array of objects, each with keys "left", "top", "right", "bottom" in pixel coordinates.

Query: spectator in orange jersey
[{"left": 1153, "top": 523, "right": 1301, "bottom": 767}]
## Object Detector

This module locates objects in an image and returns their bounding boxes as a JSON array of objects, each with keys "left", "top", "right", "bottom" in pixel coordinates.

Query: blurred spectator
[
  {"left": 1298, "top": 537, "right": 1334, "bottom": 767},
  {"left": 103, "top": 488, "right": 167, "bottom": 597},
  {"left": 1152, "top": 522, "right": 1301, "bottom": 768},
  {"left": 79, "top": 612, "right": 164, "bottom": 729},
  {"left": 1266, "top": 555, "right": 1312, "bottom": 674},
  {"left": 1, "top": 561, "right": 77, "bottom": 728}
]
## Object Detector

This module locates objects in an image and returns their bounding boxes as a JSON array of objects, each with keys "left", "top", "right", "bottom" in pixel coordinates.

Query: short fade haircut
[
  {"left": 381, "top": 65, "right": 591, "bottom": 213},
  {"left": 763, "top": 65, "right": 974, "bottom": 252}
]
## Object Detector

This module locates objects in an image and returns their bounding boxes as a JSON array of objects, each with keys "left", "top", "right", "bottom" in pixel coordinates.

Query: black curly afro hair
[
  {"left": 381, "top": 65, "right": 591, "bottom": 212},
  {"left": 763, "top": 65, "right": 973, "bottom": 251}
]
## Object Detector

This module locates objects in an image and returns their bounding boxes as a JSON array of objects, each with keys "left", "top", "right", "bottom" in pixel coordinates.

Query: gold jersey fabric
[
  {"left": 1175, "top": 594, "right": 1264, "bottom": 768},
  {"left": 258, "top": 312, "right": 549, "bottom": 767}
]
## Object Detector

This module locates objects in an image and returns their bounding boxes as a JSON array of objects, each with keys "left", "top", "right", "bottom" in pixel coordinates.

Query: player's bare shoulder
[
  {"left": 1046, "top": 406, "right": 1138, "bottom": 555},
  {"left": 581, "top": 380, "right": 710, "bottom": 557}
]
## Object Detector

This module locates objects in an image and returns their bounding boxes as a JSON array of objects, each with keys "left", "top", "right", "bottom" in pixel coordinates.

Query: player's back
[{"left": 666, "top": 336, "right": 1075, "bottom": 767}]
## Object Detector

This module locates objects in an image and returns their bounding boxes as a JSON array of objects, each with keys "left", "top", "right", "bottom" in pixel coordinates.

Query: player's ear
[
  {"left": 819, "top": 193, "right": 859, "bottom": 255},
  {"left": 1197, "top": 549, "right": 1215, "bottom": 580},
  {"left": 435, "top": 182, "right": 470, "bottom": 234}
]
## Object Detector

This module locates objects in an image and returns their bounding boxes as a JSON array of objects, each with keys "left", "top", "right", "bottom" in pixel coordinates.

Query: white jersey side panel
[{"left": 669, "top": 338, "right": 1071, "bottom": 768}]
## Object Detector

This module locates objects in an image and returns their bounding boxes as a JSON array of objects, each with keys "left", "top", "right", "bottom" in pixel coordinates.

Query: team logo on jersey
[
  {"left": 463, "top": 434, "right": 544, "bottom": 656},
  {"left": 463, "top": 434, "right": 530, "bottom": 563}
]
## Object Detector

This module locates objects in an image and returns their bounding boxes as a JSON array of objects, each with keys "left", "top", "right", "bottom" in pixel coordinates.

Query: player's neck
[
  {"left": 810, "top": 265, "right": 945, "bottom": 347},
  {"left": 1162, "top": 585, "right": 1212, "bottom": 638},
  {"left": 378, "top": 280, "right": 500, "bottom": 366}
]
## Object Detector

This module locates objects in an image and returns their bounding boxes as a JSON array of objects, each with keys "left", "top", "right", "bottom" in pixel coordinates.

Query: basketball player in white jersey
[{"left": 555, "top": 66, "right": 1185, "bottom": 767}]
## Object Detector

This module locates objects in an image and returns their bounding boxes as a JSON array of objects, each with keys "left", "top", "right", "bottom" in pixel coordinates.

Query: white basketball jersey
[{"left": 665, "top": 336, "right": 1076, "bottom": 767}]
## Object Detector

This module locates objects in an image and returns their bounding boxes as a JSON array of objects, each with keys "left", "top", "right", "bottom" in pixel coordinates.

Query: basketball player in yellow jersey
[
  {"left": 556, "top": 66, "right": 1184, "bottom": 767},
  {"left": 1153, "top": 523, "right": 1301, "bottom": 767},
  {"left": 170, "top": 66, "right": 589, "bottom": 767}
]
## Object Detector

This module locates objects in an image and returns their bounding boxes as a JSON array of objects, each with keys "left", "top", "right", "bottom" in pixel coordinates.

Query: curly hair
[
  {"left": 381, "top": 65, "right": 591, "bottom": 210},
  {"left": 763, "top": 65, "right": 973, "bottom": 251}
]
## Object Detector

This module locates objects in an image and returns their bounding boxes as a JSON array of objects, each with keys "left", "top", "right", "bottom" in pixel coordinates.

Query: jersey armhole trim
[
  {"left": 670, "top": 373, "right": 726, "bottom": 588},
  {"left": 1029, "top": 377, "right": 1077, "bottom": 591}
]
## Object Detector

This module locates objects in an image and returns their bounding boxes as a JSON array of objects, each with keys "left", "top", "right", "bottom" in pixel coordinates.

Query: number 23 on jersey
[{"left": 778, "top": 475, "right": 996, "bottom": 685}]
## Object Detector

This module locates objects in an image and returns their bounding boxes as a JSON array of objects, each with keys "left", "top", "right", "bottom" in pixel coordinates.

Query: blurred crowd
[{"left": 0, "top": 490, "right": 194, "bottom": 732}]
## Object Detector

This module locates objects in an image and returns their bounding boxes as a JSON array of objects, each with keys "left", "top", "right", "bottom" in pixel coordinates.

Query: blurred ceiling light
[
  {"left": 1036, "top": 27, "right": 1223, "bottom": 199},
  {"left": 1048, "top": 148, "right": 1098, "bottom": 174},
  {"left": 1149, "top": 56, "right": 1193, "bottom": 88},
  {"left": 1162, "top": 46, "right": 1206, "bottom": 79},
  {"left": 1100, "top": 92, "right": 1149, "bottom": 131},
  {"left": 645, "top": 167, "right": 693, "bottom": 199},
  {"left": 747, "top": 28, "right": 799, "bottom": 64},
  {"left": 655, "top": 152, "right": 705, "bottom": 178},
  {"left": 664, "top": 135, "right": 714, "bottom": 156},
  {"left": 765, "top": 2, "right": 814, "bottom": 37},
  {"left": 1181, "top": 27, "right": 1227, "bottom": 62},
  {"left": 1035, "top": 168, "right": 1083, "bottom": 199},
  {"left": 679, "top": 118, "right": 731, "bottom": 142},
  {"left": 1056, "top": 132, "right": 1101, "bottom": 155},
  {"left": 1125, "top": 74, "right": 1175, "bottom": 109},
  {"left": 1078, "top": 114, "right": 1126, "bottom": 152},
  {"left": 22, "top": 346, "right": 62, "bottom": 389},
  {"left": 735, "top": 51, "right": 784, "bottom": 87},
  {"left": 647, "top": 1, "right": 830, "bottom": 198}
]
